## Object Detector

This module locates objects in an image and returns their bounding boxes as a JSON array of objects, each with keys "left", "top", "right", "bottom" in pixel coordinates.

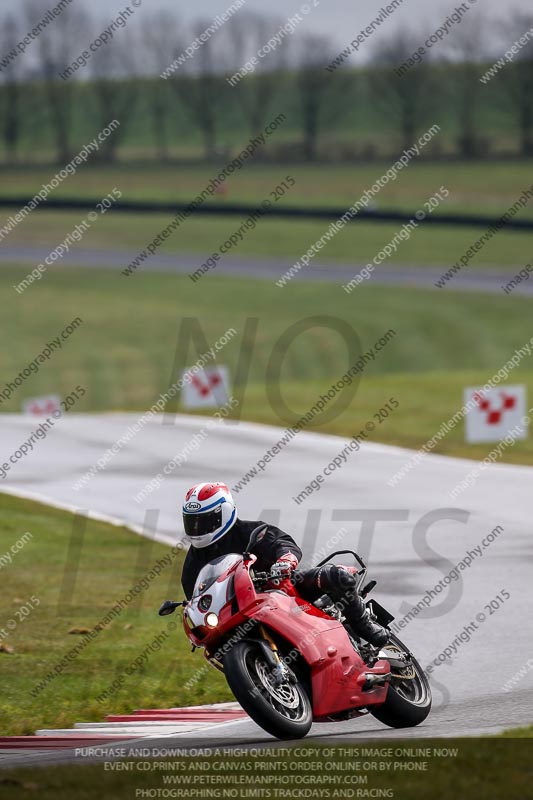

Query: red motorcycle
[{"left": 159, "top": 525, "right": 431, "bottom": 739}]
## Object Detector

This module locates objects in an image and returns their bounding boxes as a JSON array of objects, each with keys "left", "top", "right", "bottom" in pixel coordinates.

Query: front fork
[
  {"left": 204, "top": 624, "right": 291, "bottom": 686},
  {"left": 256, "top": 624, "right": 293, "bottom": 687}
]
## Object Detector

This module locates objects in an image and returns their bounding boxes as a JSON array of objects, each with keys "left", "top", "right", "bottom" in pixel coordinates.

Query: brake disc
[{"left": 255, "top": 658, "right": 300, "bottom": 708}]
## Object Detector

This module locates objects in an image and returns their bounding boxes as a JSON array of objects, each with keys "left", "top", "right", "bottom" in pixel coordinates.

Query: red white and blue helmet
[{"left": 182, "top": 482, "right": 237, "bottom": 548}]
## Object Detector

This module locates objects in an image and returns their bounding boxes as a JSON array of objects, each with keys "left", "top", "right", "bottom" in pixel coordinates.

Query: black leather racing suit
[
  {"left": 181, "top": 518, "right": 387, "bottom": 646},
  {"left": 181, "top": 518, "right": 302, "bottom": 600}
]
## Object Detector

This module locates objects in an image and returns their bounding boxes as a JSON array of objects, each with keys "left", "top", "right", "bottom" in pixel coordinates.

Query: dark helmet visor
[{"left": 183, "top": 507, "right": 222, "bottom": 538}]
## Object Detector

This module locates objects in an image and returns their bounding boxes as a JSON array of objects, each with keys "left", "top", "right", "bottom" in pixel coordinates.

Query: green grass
[
  {"left": 1, "top": 209, "right": 531, "bottom": 271},
  {"left": 3, "top": 159, "right": 532, "bottom": 272},
  {"left": 0, "top": 494, "right": 231, "bottom": 737},
  {"left": 1, "top": 266, "right": 533, "bottom": 464},
  {"left": 499, "top": 724, "right": 533, "bottom": 737},
  {"left": 1, "top": 160, "right": 533, "bottom": 218}
]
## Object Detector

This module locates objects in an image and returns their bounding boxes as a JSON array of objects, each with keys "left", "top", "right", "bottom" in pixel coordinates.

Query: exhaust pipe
[{"left": 362, "top": 671, "right": 391, "bottom": 690}]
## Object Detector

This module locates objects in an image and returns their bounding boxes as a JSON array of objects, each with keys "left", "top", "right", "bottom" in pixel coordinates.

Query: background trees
[
  {"left": 499, "top": 11, "right": 533, "bottom": 155},
  {"left": 369, "top": 29, "right": 436, "bottom": 154},
  {"left": 28, "top": 0, "right": 89, "bottom": 162},
  {"left": 0, "top": 16, "right": 25, "bottom": 162},
  {"left": 0, "top": 1, "right": 530, "bottom": 163}
]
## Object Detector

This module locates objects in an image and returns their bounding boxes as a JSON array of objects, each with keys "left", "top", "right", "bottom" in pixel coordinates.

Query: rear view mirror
[
  {"left": 158, "top": 600, "right": 182, "bottom": 616},
  {"left": 244, "top": 524, "right": 268, "bottom": 559}
]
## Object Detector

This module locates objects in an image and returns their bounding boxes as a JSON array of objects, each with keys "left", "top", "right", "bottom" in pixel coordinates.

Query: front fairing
[{"left": 183, "top": 553, "right": 243, "bottom": 646}]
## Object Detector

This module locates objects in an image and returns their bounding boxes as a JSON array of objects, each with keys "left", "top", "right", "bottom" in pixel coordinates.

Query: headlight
[{"left": 205, "top": 612, "right": 219, "bottom": 628}]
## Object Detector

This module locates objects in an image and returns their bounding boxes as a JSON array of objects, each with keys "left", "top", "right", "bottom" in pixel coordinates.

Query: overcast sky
[
  {"left": 76, "top": 0, "right": 529, "bottom": 54},
  {"left": 9, "top": 0, "right": 532, "bottom": 68}
]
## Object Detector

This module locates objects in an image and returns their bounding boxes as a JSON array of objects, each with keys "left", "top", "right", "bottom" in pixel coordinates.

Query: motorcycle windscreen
[{"left": 192, "top": 553, "right": 242, "bottom": 598}]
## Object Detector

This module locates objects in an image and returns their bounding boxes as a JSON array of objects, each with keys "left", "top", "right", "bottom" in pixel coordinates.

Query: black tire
[
  {"left": 224, "top": 639, "right": 312, "bottom": 740},
  {"left": 370, "top": 634, "right": 432, "bottom": 728}
]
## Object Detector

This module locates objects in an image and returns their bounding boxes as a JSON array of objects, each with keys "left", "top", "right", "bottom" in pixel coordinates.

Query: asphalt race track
[
  {"left": 1, "top": 413, "right": 532, "bottom": 764},
  {"left": 2, "top": 245, "right": 533, "bottom": 294}
]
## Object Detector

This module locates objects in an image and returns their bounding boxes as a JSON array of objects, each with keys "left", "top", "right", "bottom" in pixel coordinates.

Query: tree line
[{"left": 1, "top": 1, "right": 532, "bottom": 164}]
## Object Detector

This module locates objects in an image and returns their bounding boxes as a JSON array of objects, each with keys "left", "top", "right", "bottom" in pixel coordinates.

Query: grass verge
[
  {"left": 0, "top": 494, "right": 231, "bottom": 737},
  {"left": 1, "top": 161, "right": 533, "bottom": 218},
  {"left": 1, "top": 268, "right": 533, "bottom": 464},
  {"left": 1, "top": 208, "right": 531, "bottom": 271}
]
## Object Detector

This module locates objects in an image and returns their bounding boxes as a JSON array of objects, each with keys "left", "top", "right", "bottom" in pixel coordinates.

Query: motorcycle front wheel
[
  {"left": 370, "top": 633, "right": 432, "bottom": 728},
  {"left": 224, "top": 640, "right": 312, "bottom": 740}
]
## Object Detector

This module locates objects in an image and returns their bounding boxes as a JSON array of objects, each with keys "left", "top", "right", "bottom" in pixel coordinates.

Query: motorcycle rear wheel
[
  {"left": 224, "top": 640, "right": 312, "bottom": 740},
  {"left": 370, "top": 633, "right": 432, "bottom": 728}
]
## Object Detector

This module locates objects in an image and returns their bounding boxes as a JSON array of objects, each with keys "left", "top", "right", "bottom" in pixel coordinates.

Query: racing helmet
[{"left": 182, "top": 482, "right": 237, "bottom": 548}]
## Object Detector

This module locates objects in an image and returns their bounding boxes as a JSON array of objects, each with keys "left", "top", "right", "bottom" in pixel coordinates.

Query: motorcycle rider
[{"left": 181, "top": 482, "right": 388, "bottom": 647}]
